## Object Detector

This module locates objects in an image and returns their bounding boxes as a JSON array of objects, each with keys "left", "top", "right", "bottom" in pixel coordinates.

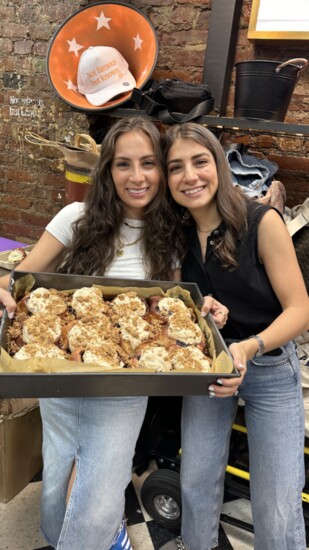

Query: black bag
[{"left": 132, "top": 79, "right": 214, "bottom": 124}]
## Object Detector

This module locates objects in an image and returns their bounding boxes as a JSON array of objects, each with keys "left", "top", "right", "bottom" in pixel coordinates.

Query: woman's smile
[
  {"left": 126, "top": 186, "right": 150, "bottom": 196},
  {"left": 182, "top": 185, "right": 206, "bottom": 196}
]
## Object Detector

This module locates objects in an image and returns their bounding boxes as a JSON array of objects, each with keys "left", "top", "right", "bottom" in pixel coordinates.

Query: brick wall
[{"left": 0, "top": 0, "right": 308, "bottom": 243}]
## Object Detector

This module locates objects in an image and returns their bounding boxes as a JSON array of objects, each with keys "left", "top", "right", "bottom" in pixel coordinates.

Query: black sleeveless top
[{"left": 181, "top": 201, "right": 283, "bottom": 340}]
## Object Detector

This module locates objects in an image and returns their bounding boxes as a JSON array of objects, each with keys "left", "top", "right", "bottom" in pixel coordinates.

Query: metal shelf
[{"left": 106, "top": 108, "right": 309, "bottom": 137}]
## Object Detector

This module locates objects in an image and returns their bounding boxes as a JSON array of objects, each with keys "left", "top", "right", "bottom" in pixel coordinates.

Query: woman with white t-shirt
[{"left": 0, "top": 118, "right": 188, "bottom": 550}]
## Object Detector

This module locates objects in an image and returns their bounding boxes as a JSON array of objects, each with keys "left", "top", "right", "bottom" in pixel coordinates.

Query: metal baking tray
[{"left": 0, "top": 271, "right": 239, "bottom": 397}]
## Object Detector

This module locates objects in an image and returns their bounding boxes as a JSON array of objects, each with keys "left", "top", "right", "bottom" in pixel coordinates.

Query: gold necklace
[
  {"left": 197, "top": 225, "right": 218, "bottom": 234},
  {"left": 116, "top": 234, "right": 142, "bottom": 257},
  {"left": 124, "top": 221, "right": 145, "bottom": 230}
]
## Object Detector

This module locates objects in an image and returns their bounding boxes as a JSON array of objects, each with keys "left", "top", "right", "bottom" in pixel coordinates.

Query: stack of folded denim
[{"left": 225, "top": 143, "right": 278, "bottom": 198}]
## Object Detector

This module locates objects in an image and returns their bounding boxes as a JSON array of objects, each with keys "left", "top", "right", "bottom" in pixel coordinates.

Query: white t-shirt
[{"left": 45, "top": 202, "right": 148, "bottom": 279}]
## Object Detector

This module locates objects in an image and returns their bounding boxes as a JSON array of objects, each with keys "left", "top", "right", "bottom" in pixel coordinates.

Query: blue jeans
[
  {"left": 39, "top": 396, "right": 148, "bottom": 550},
  {"left": 180, "top": 341, "right": 306, "bottom": 550}
]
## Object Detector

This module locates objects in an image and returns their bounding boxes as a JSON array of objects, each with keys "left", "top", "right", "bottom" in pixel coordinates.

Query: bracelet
[{"left": 250, "top": 335, "right": 265, "bottom": 357}]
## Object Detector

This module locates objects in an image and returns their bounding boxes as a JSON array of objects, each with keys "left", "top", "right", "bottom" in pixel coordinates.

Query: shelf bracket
[{"left": 203, "top": 0, "right": 243, "bottom": 116}]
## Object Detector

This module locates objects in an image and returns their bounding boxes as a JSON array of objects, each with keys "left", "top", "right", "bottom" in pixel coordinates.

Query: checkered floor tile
[
  {"left": 1, "top": 462, "right": 308, "bottom": 549},
  {"left": 0, "top": 465, "right": 256, "bottom": 550}
]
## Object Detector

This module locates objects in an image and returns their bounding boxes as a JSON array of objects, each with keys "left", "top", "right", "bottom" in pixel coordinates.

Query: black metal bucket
[{"left": 234, "top": 58, "right": 308, "bottom": 121}]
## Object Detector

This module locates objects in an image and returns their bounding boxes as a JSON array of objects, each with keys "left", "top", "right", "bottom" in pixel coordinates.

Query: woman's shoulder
[
  {"left": 62, "top": 201, "right": 85, "bottom": 215},
  {"left": 55, "top": 201, "right": 85, "bottom": 221},
  {"left": 244, "top": 200, "right": 283, "bottom": 244},
  {"left": 247, "top": 198, "right": 269, "bottom": 216},
  {"left": 246, "top": 199, "right": 282, "bottom": 223},
  {"left": 46, "top": 202, "right": 85, "bottom": 231}
]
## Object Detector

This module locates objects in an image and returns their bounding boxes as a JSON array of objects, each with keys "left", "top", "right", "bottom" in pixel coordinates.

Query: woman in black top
[{"left": 160, "top": 123, "right": 309, "bottom": 550}]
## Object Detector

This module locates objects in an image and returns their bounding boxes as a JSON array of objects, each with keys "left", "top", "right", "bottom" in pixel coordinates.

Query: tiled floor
[
  {"left": 1, "top": 389, "right": 309, "bottom": 549},
  {"left": 0, "top": 462, "right": 255, "bottom": 550},
  {"left": 1, "top": 463, "right": 309, "bottom": 550}
]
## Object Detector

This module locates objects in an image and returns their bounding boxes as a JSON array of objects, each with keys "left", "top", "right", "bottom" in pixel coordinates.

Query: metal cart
[{"left": 135, "top": 397, "right": 309, "bottom": 541}]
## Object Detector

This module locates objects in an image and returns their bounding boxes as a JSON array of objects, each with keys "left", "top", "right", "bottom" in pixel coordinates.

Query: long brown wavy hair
[
  {"left": 162, "top": 123, "right": 249, "bottom": 268},
  {"left": 58, "top": 117, "right": 186, "bottom": 280}
]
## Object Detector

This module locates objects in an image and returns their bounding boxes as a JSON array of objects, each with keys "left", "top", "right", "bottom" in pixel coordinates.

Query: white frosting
[
  {"left": 170, "top": 346, "right": 211, "bottom": 372},
  {"left": 15, "top": 343, "right": 67, "bottom": 360},
  {"left": 71, "top": 286, "right": 106, "bottom": 318},
  {"left": 138, "top": 346, "right": 172, "bottom": 372},
  {"left": 26, "top": 287, "right": 67, "bottom": 315},
  {"left": 111, "top": 292, "right": 146, "bottom": 317},
  {"left": 118, "top": 317, "right": 151, "bottom": 350},
  {"left": 67, "top": 316, "right": 113, "bottom": 352},
  {"left": 168, "top": 313, "right": 203, "bottom": 345},
  {"left": 83, "top": 345, "right": 124, "bottom": 369}
]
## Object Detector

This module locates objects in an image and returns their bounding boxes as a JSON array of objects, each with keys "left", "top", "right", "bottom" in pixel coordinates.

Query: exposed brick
[
  {"left": 0, "top": 208, "right": 20, "bottom": 222},
  {"left": 1, "top": 195, "right": 33, "bottom": 210},
  {"left": 14, "top": 40, "right": 34, "bottom": 55},
  {"left": 269, "top": 155, "right": 309, "bottom": 172},
  {"left": 177, "top": 0, "right": 210, "bottom": 4},
  {"left": 134, "top": 0, "right": 173, "bottom": 6},
  {"left": 161, "top": 29, "right": 209, "bottom": 46},
  {"left": 0, "top": 0, "right": 308, "bottom": 246},
  {"left": 196, "top": 9, "right": 211, "bottom": 30},
  {"left": 0, "top": 37, "right": 13, "bottom": 54},
  {"left": 170, "top": 7, "right": 196, "bottom": 25},
  {"left": 7, "top": 168, "right": 35, "bottom": 184},
  {"left": 2, "top": 222, "right": 36, "bottom": 240},
  {"left": 0, "top": 7, "right": 15, "bottom": 21},
  {"left": 0, "top": 23, "right": 28, "bottom": 39},
  {"left": 20, "top": 211, "right": 53, "bottom": 227}
]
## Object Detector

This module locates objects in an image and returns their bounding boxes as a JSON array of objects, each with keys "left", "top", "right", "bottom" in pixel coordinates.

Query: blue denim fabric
[
  {"left": 180, "top": 341, "right": 306, "bottom": 550},
  {"left": 225, "top": 145, "right": 278, "bottom": 198},
  {"left": 39, "top": 396, "right": 148, "bottom": 550}
]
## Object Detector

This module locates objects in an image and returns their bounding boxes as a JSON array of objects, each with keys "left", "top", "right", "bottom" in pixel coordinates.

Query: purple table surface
[{"left": 0, "top": 237, "right": 27, "bottom": 253}]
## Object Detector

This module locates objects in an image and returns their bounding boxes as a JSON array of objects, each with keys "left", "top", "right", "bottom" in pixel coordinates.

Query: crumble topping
[{"left": 7, "top": 285, "right": 213, "bottom": 372}]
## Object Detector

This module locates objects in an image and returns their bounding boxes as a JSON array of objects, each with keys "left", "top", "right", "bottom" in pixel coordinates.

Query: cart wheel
[{"left": 141, "top": 469, "right": 181, "bottom": 533}]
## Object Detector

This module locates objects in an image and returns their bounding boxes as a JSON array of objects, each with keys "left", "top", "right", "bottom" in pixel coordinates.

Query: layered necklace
[{"left": 116, "top": 220, "right": 145, "bottom": 257}]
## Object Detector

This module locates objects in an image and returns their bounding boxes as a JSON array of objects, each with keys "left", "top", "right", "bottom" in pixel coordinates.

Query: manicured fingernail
[
  {"left": 238, "top": 363, "right": 245, "bottom": 369},
  {"left": 201, "top": 311, "right": 206, "bottom": 318},
  {"left": 8, "top": 312, "right": 14, "bottom": 319},
  {"left": 216, "top": 379, "right": 223, "bottom": 385},
  {"left": 208, "top": 386, "right": 215, "bottom": 392},
  {"left": 209, "top": 391, "right": 215, "bottom": 398}
]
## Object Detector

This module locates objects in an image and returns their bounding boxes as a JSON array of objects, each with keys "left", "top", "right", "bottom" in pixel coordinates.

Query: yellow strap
[
  {"left": 179, "top": 450, "right": 309, "bottom": 502},
  {"left": 65, "top": 170, "right": 92, "bottom": 184},
  {"left": 226, "top": 465, "right": 309, "bottom": 503},
  {"left": 232, "top": 423, "right": 247, "bottom": 434},
  {"left": 226, "top": 465, "right": 250, "bottom": 480}
]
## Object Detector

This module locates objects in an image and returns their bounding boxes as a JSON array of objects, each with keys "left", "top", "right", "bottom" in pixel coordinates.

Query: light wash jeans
[
  {"left": 39, "top": 396, "right": 148, "bottom": 550},
  {"left": 180, "top": 341, "right": 306, "bottom": 550}
]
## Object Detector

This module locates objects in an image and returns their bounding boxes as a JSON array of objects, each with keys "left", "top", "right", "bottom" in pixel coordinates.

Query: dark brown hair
[
  {"left": 58, "top": 117, "right": 186, "bottom": 280},
  {"left": 163, "top": 123, "right": 249, "bottom": 267}
]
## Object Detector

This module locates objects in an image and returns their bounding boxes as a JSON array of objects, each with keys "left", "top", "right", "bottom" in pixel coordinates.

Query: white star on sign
[
  {"left": 64, "top": 79, "right": 78, "bottom": 92},
  {"left": 95, "top": 11, "right": 112, "bottom": 30},
  {"left": 133, "top": 33, "right": 143, "bottom": 50},
  {"left": 67, "top": 37, "right": 84, "bottom": 56}
]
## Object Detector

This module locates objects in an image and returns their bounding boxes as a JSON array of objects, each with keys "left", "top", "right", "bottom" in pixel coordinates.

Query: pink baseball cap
[{"left": 77, "top": 46, "right": 136, "bottom": 106}]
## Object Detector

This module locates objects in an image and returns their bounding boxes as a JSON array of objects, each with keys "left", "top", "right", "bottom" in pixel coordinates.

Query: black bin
[{"left": 234, "top": 58, "right": 308, "bottom": 121}]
